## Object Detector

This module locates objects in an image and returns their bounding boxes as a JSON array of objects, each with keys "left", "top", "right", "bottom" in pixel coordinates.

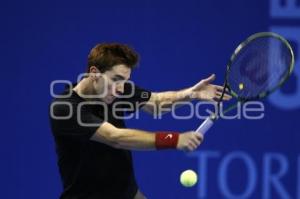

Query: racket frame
[
  {"left": 196, "top": 32, "right": 295, "bottom": 133},
  {"left": 226, "top": 32, "right": 295, "bottom": 101}
]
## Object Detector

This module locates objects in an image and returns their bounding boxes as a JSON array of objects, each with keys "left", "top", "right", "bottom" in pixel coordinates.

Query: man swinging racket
[{"left": 49, "top": 43, "right": 231, "bottom": 199}]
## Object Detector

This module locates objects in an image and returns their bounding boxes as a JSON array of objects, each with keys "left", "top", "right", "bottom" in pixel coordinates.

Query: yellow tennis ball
[
  {"left": 239, "top": 83, "right": 244, "bottom": 90},
  {"left": 180, "top": 169, "right": 198, "bottom": 187}
]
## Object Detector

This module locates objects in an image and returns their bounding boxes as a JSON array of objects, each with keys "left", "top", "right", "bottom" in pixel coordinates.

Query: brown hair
[{"left": 87, "top": 43, "right": 139, "bottom": 73}]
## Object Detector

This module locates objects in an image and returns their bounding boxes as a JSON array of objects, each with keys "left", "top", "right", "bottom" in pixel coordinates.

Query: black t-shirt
[{"left": 49, "top": 83, "right": 151, "bottom": 199}]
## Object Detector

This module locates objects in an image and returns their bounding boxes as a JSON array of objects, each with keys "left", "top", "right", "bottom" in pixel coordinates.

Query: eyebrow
[{"left": 113, "top": 74, "right": 126, "bottom": 80}]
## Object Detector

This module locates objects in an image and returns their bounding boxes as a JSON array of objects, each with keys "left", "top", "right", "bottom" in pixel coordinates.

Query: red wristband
[{"left": 155, "top": 132, "right": 179, "bottom": 149}]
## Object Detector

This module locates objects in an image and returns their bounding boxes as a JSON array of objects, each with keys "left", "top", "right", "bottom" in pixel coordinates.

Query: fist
[{"left": 177, "top": 132, "right": 204, "bottom": 152}]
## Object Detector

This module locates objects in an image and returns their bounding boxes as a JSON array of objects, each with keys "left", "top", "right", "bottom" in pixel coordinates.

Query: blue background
[{"left": 2, "top": 0, "right": 300, "bottom": 198}]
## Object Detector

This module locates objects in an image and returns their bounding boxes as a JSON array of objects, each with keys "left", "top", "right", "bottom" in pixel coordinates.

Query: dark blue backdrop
[{"left": 2, "top": 0, "right": 300, "bottom": 198}]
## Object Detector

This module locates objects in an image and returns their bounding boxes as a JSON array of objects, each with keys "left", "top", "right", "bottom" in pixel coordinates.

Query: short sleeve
[
  {"left": 49, "top": 100, "right": 103, "bottom": 140},
  {"left": 116, "top": 82, "right": 152, "bottom": 112}
]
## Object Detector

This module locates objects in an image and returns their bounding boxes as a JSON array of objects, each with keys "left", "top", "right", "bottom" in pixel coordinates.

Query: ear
[{"left": 89, "top": 66, "right": 102, "bottom": 81}]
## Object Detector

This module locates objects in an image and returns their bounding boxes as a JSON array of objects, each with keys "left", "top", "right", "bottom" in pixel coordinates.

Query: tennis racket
[{"left": 196, "top": 32, "right": 295, "bottom": 134}]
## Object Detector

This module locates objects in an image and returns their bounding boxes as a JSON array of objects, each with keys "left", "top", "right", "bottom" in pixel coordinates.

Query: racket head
[{"left": 225, "top": 32, "right": 295, "bottom": 101}]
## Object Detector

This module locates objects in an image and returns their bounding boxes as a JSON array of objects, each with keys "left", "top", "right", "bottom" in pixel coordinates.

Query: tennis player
[{"left": 49, "top": 43, "right": 231, "bottom": 199}]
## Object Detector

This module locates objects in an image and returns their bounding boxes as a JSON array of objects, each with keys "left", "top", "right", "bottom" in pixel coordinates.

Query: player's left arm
[{"left": 142, "top": 74, "right": 231, "bottom": 115}]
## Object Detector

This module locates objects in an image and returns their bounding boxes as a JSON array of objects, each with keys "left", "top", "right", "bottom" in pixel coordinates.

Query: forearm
[
  {"left": 91, "top": 122, "right": 202, "bottom": 152},
  {"left": 156, "top": 88, "right": 192, "bottom": 104},
  {"left": 91, "top": 122, "right": 178, "bottom": 150},
  {"left": 111, "top": 128, "right": 202, "bottom": 152},
  {"left": 111, "top": 128, "right": 156, "bottom": 150},
  {"left": 143, "top": 74, "right": 232, "bottom": 115},
  {"left": 149, "top": 88, "right": 192, "bottom": 114}
]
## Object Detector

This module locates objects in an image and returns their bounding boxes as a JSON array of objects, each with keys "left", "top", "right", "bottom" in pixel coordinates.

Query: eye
[{"left": 111, "top": 77, "right": 119, "bottom": 82}]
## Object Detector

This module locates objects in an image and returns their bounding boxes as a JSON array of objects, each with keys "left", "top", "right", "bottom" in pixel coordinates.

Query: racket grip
[{"left": 195, "top": 117, "right": 214, "bottom": 135}]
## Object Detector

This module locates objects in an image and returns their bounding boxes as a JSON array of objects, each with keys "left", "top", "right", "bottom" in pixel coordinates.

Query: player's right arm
[{"left": 90, "top": 122, "right": 203, "bottom": 151}]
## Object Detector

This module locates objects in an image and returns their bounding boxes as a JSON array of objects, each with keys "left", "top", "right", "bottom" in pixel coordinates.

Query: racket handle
[{"left": 196, "top": 117, "right": 214, "bottom": 135}]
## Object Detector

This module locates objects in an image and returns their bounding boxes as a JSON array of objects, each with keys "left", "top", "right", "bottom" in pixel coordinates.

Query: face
[{"left": 91, "top": 64, "right": 131, "bottom": 104}]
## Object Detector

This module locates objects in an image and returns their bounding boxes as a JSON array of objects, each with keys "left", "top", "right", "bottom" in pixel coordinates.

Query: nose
[{"left": 115, "top": 82, "right": 125, "bottom": 95}]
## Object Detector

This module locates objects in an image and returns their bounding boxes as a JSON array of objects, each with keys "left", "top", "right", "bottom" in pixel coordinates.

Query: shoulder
[{"left": 49, "top": 90, "right": 82, "bottom": 116}]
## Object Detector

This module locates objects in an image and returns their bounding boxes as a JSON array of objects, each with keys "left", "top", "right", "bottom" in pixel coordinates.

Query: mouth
[{"left": 107, "top": 95, "right": 116, "bottom": 102}]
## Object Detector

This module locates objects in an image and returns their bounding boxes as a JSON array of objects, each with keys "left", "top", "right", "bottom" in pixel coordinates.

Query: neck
[{"left": 73, "top": 78, "right": 95, "bottom": 100}]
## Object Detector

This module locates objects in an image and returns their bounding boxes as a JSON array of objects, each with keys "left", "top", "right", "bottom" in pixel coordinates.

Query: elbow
[
  {"left": 92, "top": 128, "right": 121, "bottom": 149},
  {"left": 92, "top": 122, "right": 127, "bottom": 149},
  {"left": 103, "top": 129, "right": 124, "bottom": 149},
  {"left": 111, "top": 143, "right": 122, "bottom": 149},
  {"left": 107, "top": 129, "right": 134, "bottom": 150},
  {"left": 106, "top": 130, "right": 121, "bottom": 142}
]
